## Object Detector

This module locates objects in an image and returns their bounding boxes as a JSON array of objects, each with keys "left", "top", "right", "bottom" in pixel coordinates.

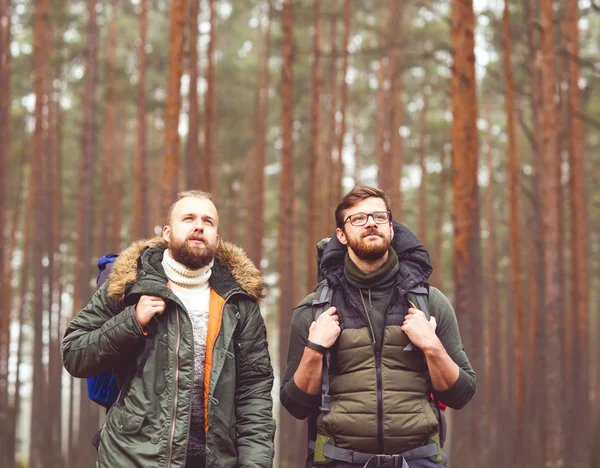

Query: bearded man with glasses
[{"left": 280, "top": 185, "right": 475, "bottom": 468}]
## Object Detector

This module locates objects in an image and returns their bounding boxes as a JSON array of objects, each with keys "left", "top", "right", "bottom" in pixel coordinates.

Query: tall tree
[
  {"left": 277, "top": 1, "right": 298, "bottom": 465},
  {"left": 161, "top": 0, "right": 187, "bottom": 214},
  {"left": 564, "top": 0, "right": 590, "bottom": 464},
  {"left": 29, "top": 0, "right": 51, "bottom": 466},
  {"left": 132, "top": 0, "right": 148, "bottom": 238},
  {"left": 101, "top": 0, "right": 119, "bottom": 253},
  {"left": 186, "top": 0, "right": 201, "bottom": 190},
  {"left": 323, "top": 14, "right": 338, "bottom": 232},
  {"left": 332, "top": 0, "right": 351, "bottom": 205},
  {"left": 203, "top": 0, "right": 216, "bottom": 192},
  {"left": 502, "top": 0, "right": 525, "bottom": 435},
  {"left": 72, "top": 0, "right": 100, "bottom": 464},
  {"left": 306, "top": 0, "right": 322, "bottom": 288},
  {"left": 0, "top": 1, "right": 11, "bottom": 465},
  {"left": 417, "top": 87, "right": 428, "bottom": 243},
  {"left": 539, "top": 0, "right": 564, "bottom": 464},
  {"left": 244, "top": 0, "right": 271, "bottom": 269},
  {"left": 449, "top": 0, "right": 483, "bottom": 465},
  {"left": 384, "top": 0, "right": 403, "bottom": 215},
  {"left": 375, "top": 59, "right": 387, "bottom": 189}
]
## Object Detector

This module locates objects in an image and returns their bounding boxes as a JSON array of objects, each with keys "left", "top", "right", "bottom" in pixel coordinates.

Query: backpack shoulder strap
[
  {"left": 404, "top": 285, "right": 430, "bottom": 352},
  {"left": 311, "top": 280, "right": 333, "bottom": 413}
]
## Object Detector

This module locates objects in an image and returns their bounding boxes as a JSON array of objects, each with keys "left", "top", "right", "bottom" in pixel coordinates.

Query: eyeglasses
[{"left": 343, "top": 211, "right": 391, "bottom": 227}]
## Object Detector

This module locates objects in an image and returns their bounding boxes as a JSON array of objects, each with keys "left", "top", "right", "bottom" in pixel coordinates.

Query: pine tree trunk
[
  {"left": 502, "top": 0, "right": 525, "bottom": 438},
  {"left": 203, "top": 0, "right": 216, "bottom": 192},
  {"left": 430, "top": 150, "right": 447, "bottom": 290},
  {"left": 385, "top": 0, "right": 403, "bottom": 216},
  {"left": 72, "top": 0, "right": 99, "bottom": 465},
  {"left": 245, "top": 0, "right": 271, "bottom": 269},
  {"left": 332, "top": 0, "right": 350, "bottom": 205},
  {"left": 0, "top": 2, "right": 11, "bottom": 458},
  {"left": 161, "top": 0, "right": 187, "bottom": 214},
  {"left": 29, "top": 0, "right": 50, "bottom": 464},
  {"left": 132, "top": 0, "right": 148, "bottom": 238},
  {"left": 564, "top": 0, "right": 589, "bottom": 464},
  {"left": 186, "top": 0, "right": 201, "bottom": 189},
  {"left": 101, "top": 0, "right": 118, "bottom": 253},
  {"left": 449, "top": 0, "right": 483, "bottom": 465},
  {"left": 375, "top": 59, "right": 387, "bottom": 189},
  {"left": 323, "top": 14, "right": 337, "bottom": 233},
  {"left": 417, "top": 88, "right": 428, "bottom": 243},
  {"left": 307, "top": 0, "right": 322, "bottom": 289},
  {"left": 277, "top": 1, "right": 297, "bottom": 465},
  {"left": 539, "top": 0, "right": 564, "bottom": 464}
]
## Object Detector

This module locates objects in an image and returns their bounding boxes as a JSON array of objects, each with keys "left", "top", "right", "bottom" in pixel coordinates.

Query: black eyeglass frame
[{"left": 343, "top": 211, "right": 392, "bottom": 227}]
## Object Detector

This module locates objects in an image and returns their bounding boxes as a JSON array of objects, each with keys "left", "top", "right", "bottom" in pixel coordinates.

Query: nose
[
  {"left": 193, "top": 219, "right": 204, "bottom": 232},
  {"left": 364, "top": 214, "right": 377, "bottom": 227}
]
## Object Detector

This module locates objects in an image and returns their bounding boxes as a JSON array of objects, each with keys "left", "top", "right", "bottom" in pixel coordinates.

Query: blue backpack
[{"left": 86, "top": 254, "right": 120, "bottom": 409}]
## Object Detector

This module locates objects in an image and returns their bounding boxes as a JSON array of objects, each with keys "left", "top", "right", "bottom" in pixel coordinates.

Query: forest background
[{"left": 0, "top": 0, "right": 599, "bottom": 467}]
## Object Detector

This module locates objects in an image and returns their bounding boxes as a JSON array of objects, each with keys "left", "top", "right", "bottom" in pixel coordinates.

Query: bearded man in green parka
[{"left": 62, "top": 190, "right": 275, "bottom": 468}]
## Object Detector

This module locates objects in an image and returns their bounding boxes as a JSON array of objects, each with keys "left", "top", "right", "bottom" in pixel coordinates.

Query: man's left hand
[{"left": 401, "top": 308, "right": 440, "bottom": 353}]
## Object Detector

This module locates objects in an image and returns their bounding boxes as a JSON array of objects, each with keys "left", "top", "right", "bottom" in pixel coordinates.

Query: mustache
[
  {"left": 187, "top": 234, "right": 207, "bottom": 243},
  {"left": 361, "top": 228, "right": 381, "bottom": 238}
]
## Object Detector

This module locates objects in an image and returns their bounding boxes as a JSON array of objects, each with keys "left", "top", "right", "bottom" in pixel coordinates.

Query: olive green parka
[{"left": 62, "top": 238, "right": 275, "bottom": 468}]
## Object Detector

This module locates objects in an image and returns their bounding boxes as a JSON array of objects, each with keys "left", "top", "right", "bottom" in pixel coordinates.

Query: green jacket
[{"left": 62, "top": 238, "right": 275, "bottom": 468}]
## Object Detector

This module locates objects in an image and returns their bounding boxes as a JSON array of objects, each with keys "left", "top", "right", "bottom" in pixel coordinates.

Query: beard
[
  {"left": 169, "top": 232, "right": 217, "bottom": 270},
  {"left": 346, "top": 227, "right": 391, "bottom": 261}
]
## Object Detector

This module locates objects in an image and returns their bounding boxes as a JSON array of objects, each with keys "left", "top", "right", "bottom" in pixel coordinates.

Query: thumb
[
  {"left": 309, "top": 321, "right": 316, "bottom": 331},
  {"left": 429, "top": 316, "right": 437, "bottom": 329}
]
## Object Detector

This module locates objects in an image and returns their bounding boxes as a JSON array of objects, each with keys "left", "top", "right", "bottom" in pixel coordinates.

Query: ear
[
  {"left": 216, "top": 234, "right": 221, "bottom": 249},
  {"left": 336, "top": 228, "right": 348, "bottom": 246},
  {"left": 162, "top": 225, "right": 171, "bottom": 242},
  {"left": 390, "top": 222, "right": 394, "bottom": 240}
]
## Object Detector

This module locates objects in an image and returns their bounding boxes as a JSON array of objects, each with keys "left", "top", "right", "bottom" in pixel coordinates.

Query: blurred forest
[{"left": 0, "top": 0, "right": 599, "bottom": 467}]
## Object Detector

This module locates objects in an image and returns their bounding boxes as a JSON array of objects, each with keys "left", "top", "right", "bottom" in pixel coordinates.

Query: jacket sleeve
[
  {"left": 61, "top": 283, "right": 146, "bottom": 378},
  {"left": 234, "top": 299, "right": 276, "bottom": 468}
]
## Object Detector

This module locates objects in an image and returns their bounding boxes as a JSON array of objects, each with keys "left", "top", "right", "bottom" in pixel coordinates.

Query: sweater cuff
[
  {"left": 432, "top": 367, "right": 475, "bottom": 409},
  {"left": 287, "top": 377, "right": 322, "bottom": 408}
]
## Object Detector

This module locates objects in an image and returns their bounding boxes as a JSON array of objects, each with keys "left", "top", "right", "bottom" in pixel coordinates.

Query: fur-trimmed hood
[{"left": 106, "top": 237, "right": 266, "bottom": 302}]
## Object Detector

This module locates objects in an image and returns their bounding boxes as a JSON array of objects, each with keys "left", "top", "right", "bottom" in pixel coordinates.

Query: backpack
[
  {"left": 86, "top": 254, "right": 120, "bottom": 409},
  {"left": 306, "top": 236, "right": 445, "bottom": 466}
]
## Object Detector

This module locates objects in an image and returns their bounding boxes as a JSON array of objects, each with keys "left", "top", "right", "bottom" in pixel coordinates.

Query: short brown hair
[
  {"left": 335, "top": 185, "right": 392, "bottom": 228},
  {"left": 166, "top": 190, "right": 214, "bottom": 224}
]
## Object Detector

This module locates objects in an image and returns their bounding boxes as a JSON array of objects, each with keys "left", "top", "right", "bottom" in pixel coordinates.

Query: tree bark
[
  {"left": 502, "top": 0, "right": 525, "bottom": 435},
  {"left": 332, "top": 0, "right": 351, "bottom": 206},
  {"left": 72, "top": 0, "right": 100, "bottom": 464},
  {"left": 161, "top": 0, "right": 187, "bottom": 214},
  {"left": 203, "top": 0, "right": 216, "bottom": 192},
  {"left": 277, "top": 1, "right": 297, "bottom": 465},
  {"left": 132, "top": 0, "right": 148, "bottom": 238},
  {"left": 417, "top": 87, "right": 428, "bottom": 243},
  {"left": 449, "top": 0, "right": 483, "bottom": 465},
  {"left": 29, "top": 0, "right": 50, "bottom": 464},
  {"left": 186, "top": 0, "right": 201, "bottom": 190},
  {"left": 564, "top": 0, "right": 590, "bottom": 464},
  {"left": 307, "top": 0, "right": 322, "bottom": 288},
  {"left": 385, "top": 0, "right": 403, "bottom": 216},
  {"left": 539, "top": 0, "right": 564, "bottom": 464},
  {"left": 101, "top": 0, "right": 119, "bottom": 253},
  {"left": 244, "top": 0, "right": 271, "bottom": 269}
]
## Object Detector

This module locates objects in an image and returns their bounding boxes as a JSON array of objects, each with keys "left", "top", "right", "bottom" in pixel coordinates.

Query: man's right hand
[
  {"left": 135, "top": 295, "right": 166, "bottom": 328},
  {"left": 308, "top": 306, "right": 340, "bottom": 349}
]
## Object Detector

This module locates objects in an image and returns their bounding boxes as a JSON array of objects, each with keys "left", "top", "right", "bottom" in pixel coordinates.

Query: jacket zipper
[
  {"left": 360, "top": 291, "right": 383, "bottom": 453},
  {"left": 166, "top": 308, "right": 181, "bottom": 468}
]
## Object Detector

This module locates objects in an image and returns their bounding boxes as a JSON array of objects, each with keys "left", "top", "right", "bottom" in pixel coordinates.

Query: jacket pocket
[
  {"left": 108, "top": 406, "right": 145, "bottom": 435},
  {"left": 237, "top": 338, "right": 271, "bottom": 377}
]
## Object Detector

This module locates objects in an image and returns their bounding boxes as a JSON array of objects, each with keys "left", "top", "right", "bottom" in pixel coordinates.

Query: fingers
[
  {"left": 323, "top": 306, "right": 337, "bottom": 316},
  {"left": 407, "top": 307, "right": 424, "bottom": 316}
]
